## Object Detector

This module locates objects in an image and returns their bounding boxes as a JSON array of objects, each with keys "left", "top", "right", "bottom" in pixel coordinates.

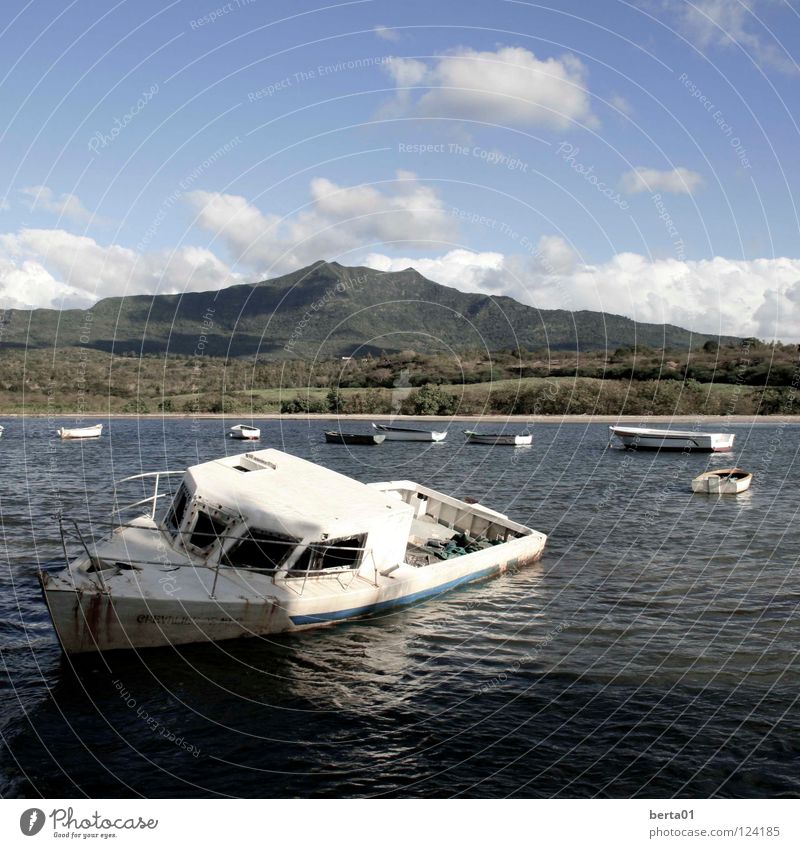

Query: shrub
[{"left": 401, "top": 384, "right": 457, "bottom": 415}]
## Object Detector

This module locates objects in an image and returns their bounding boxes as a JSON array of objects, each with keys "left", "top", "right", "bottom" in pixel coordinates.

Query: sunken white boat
[
  {"left": 372, "top": 423, "right": 447, "bottom": 442},
  {"left": 39, "top": 449, "right": 546, "bottom": 654},
  {"left": 609, "top": 426, "right": 734, "bottom": 452}
]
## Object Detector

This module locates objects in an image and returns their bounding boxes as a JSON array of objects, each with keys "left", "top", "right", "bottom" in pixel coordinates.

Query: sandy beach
[{"left": 4, "top": 412, "right": 799, "bottom": 423}]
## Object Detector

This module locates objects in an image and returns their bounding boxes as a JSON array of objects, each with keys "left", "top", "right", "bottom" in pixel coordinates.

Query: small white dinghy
[
  {"left": 39, "top": 448, "right": 547, "bottom": 653},
  {"left": 57, "top": 423, "right": 103, "bottom": 439},
  {"left": 372, "top": 423, "right": 447, "bottom": 442},
  {"left": 609, "top": 426, "right": 734, "bottom": 452},
  {"left": 464, "top": 430, "right": 532, "bottom": 446},
  {"left": 691, "top": 468, "right": 752, "bottom": 494},
  {"left": 229, "top": 424, "right": 260, "bottom": 440}
]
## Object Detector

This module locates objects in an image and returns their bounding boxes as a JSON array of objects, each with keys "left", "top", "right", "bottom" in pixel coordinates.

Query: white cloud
[
  {"left": 366, "top": 249, "right": 507, "bottom": 294},
  {"left": 621, "top": 166, "right": 704, "bottom": 195},
  {"left": 670, "top": 0, "right": 797, "bottom": 74},
  {"left": 609, "top": 93, "right": 633, "bottom": 115},
  {"left": 383, "top": 46, "right": 595, "bottom": 129},
  {"left": 187, "top": 172, "right": 457, "bottom": 274},
  {"left": 0, "top": 228, "right": 237, "bottom": 309},
  {"left": 385, "top": 56, "right": 428, "bottom": 87},
  {"left": 374, "top": 24, "right": 400, "bottom": 42},
  {"left": 364, "top": 247, "right": 800, "bottom": 340},
  {"left": 19, "top": 185, "right": 98, "bottom": 224}
]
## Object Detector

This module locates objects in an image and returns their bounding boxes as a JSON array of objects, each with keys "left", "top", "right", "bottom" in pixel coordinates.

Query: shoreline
[{"left": 2, "top": 413, "right": 799, "bottom": 424}]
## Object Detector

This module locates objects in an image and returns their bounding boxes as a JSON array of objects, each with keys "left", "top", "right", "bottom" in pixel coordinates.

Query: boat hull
[
  {"left": 40, "top": 581, "right": 291, "bottom": 653},
  {"left": 229, "top": 430, "right": 260, "bottom": 440},
  {"left": 58, "top": 424, "right": 103, "bottom": 439},
  {"left": 40, "top": 533, "right": 545, "bottom": 653},
  {"left": 465, "top": 431, "right": 532, "bottom": 446},
  {"left": 325, "top": 431, "right": 385, "bottom": 445},
  {"left": 691, "top": 469, "right": 752, "bottom": 494},
  {"left": 609, "top": 427, "right": 734, "bottom": 452},
  {"left": 372, "top": 424, "right": 447, "bottom": 442}
]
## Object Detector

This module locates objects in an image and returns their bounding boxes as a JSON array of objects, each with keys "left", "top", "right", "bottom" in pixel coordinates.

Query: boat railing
[
  {"left": 110, "top": 471, "right": 185, "bottom": 525},
  {"left": 56, "top": 514, "right": 109, "bottom": 592}
]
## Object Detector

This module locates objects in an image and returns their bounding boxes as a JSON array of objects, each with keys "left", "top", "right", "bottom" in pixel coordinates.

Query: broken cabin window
[
  {"left": 222, "top": 529, "right": 297, "bottom": 571},
  {"left": 188, "top": 510, "right": 228, "bottom": 551},
  {"left": 285, "top": 546, "right": 313, "bottom": 577},
  {"left": 165, "top": 485, "right": 189, "bottom": 535},
  {"left": 314, "top": 535, "right": 365, "bottom": 570}
]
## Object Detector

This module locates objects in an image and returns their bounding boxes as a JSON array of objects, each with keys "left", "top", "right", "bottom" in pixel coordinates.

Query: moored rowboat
[
  {"left": 691, "top": 468, "right": 752, "bottom": 494},
  {"left": 464, "top": 430, "right": 532, "bottom": 446},
  {"left": 372, "top": 423, "right": 447, "bottom": 442},
  {"left": 609, "top": 426, "right": 734, "bottom": 452},
  {"left": 229, "top": 424, "right": 260, "bottom": 440},
  {"left": 325, "top": 431, "right": 385, "bottom": 445},
  {"left": 57, "top": 424, "right": 103, "bottom": 439}
]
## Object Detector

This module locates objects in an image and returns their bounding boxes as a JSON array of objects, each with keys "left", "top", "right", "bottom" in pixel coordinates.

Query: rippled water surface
[{"left": 1, "top": 418, "right": 798, "bottom": 797}]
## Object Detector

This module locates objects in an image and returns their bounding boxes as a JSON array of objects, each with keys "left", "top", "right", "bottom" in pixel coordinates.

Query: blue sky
[{"left": 1, "top": 0, "right": 799, "bottom": 339}]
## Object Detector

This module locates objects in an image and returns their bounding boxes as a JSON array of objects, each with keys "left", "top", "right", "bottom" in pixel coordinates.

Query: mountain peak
[{"left": 0, "top": 259, "right": 735, "bottom": 357}]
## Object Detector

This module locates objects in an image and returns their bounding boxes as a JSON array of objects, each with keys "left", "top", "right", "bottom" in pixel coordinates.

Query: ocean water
[{"left": 0, "top": 417, "right": 798, "bottom": 798}]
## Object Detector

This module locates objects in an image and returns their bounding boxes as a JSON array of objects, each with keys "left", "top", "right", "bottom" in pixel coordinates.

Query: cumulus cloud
[
  {"left": 669, "top": 0, "right": 797, "bottom": 74},
  {"left": 187, "top": 172, "right": 457, "bottom": 274},
  {"left": 19, "top": 185, "right": 98, "bottom": 224},
  {"left": 0, "top": 228, "right": 237, "bottom": 309},
  {"left": 366, "top": 249, "right": 507, "bottom": 294},
  {"left": 383, "top": 46, "right": 595, "bottom": 129},
  {"left": 365, "top": 247, "right": 800, "bottom": 341},
  {"left": 621, "top": 166, "right": 704, "bottom": 195}
]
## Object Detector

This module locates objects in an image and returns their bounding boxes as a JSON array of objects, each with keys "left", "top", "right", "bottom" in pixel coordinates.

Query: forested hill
[{"left": 0, "top": 260, "right": 736, "bottom": 357}]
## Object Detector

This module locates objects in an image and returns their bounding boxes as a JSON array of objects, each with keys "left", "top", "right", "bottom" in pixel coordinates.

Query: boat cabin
[{"left": 162, "top": 450, "right": 414, "bottom": 576}]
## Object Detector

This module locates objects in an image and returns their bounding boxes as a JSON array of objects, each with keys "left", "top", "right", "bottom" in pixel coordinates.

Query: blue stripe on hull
[{"left": 289, "top": 563, "right": 502, "bottom": 625}]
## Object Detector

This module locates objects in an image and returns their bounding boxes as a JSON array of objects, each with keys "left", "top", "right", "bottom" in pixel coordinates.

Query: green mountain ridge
[{"left": 0, "top": 260, "right": 737, "bottom": 357}]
